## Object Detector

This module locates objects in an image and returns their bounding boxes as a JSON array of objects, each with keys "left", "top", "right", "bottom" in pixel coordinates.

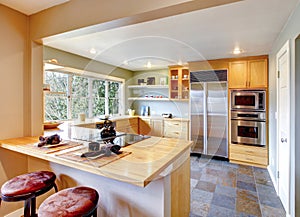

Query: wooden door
[
  {"left": 228, "top": 61, "right": 248, "bottom": 88},
  {"left": 248, "top": 59, "right": 268, "bottom": 88}
]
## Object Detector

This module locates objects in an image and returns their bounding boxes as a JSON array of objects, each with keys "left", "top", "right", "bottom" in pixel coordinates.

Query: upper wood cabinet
[
  {"left": 228, "top": 58, "right": 268, "bottom": 89},
  {"left": 169, "top": 66, "right": 190, "bottom": 100}
]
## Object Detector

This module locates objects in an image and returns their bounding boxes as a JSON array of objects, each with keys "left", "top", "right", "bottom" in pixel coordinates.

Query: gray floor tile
[
  {"left": 215, "top": 184, "right": 237, "bottom": 197},
  {"left": 189, "top": 156, "right": 285, "bottom": 217},
  {"left": 211, "top": 193, "right": 236, "bottom": 210},
  {"left": 200, "top": 173, "right": 218, "bottom": 184},
  {"left": 237, "top": 180, "right": 257, "bottom": 192},
  {"left": 190, "top": 200, "right": 210, "bottom": 217},
  {"left": 207, "top": 204, "right": 236, "bottom": 217},
  {"left": 195, "top": 180, "right": 216, "bottom": 192},
  {"left": 261, "top": 204, "right": 286, "bottom": 217},
  {"left": 191, "top": 188, "right": 214, "bottom": 204},
  {"left": 237, "top": 173, "right": 255, "bottom": 183},
  {"left": 191, "top": 170, "right": 202, "bottom": 180}
]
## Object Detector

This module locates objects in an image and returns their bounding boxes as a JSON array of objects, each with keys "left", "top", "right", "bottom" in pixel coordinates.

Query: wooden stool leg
[
  {"left": 24, "top": 199, "right": 31, "bottom": 217},
  {"left": 53, "top": 183, "right": 58, "bottom": 192},
  {"left": 31, "top": 197, "right": 37, "bottom": 217}
]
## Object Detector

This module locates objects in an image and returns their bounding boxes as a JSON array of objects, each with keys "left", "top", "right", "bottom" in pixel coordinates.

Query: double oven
[{"left": 230, "top": 90, "right": 266, "bottom": 146}]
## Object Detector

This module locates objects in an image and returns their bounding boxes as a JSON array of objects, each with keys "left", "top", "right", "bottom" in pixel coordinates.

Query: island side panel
[
  {"left": 28, "top": 156, "right": 166, "bottom": 217},
  {"left": 171, "top": 154, "right": 190, "bottom": 217}
]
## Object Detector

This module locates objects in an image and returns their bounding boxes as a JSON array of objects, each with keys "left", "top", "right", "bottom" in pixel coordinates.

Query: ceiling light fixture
[
  {"left": 89, "top": 48, "right": 97, "bottom": 54},
  {"left": 232, "top": 48, "right": 243, "bottom": 55},
  {"left": 147, "top": 61, "right": 152, "bottom": 69}
]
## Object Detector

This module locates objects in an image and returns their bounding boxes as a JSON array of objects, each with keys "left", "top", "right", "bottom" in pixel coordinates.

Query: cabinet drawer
[
  {"left": 164, "top": 120, "right": 188, "bottom": 140},
  {"left": 230, "top": 144, "right": 267, "bottom": 157},
  {"left": 230, "top": 152, "right": 268, "bottom": 165},
  {"left": 230, "top": 144, "right": 268, "bottom": 165}
]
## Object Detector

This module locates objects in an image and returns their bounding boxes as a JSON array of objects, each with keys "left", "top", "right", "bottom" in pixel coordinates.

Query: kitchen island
[{"left": 0, "top": 123, "right": 192, "bottom": 217}]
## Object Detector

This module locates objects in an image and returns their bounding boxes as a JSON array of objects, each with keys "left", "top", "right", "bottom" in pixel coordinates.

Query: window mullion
[
  {"left": 67, "top": 75, "right": 72, "bottom": 119},
  {"left": 88, "top": 78, "right": 93, "bottom": 118},
  {"left": 105, "top": 81, "right": 109, "bottom": 115}
]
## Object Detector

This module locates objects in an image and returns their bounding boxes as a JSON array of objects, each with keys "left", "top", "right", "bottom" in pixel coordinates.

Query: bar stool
[
  {"left": 0, "top": 171, "right": 58, "bottom": 217},
  {"left": 38, "top": 186, "right": 99, "bottom": 217}
]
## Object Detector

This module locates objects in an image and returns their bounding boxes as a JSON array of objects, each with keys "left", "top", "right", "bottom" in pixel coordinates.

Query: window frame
[{"left": 44, "top": 67, "right": 125, "bottom": 121}]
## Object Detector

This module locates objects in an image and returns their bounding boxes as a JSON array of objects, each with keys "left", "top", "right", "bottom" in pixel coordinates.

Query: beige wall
[
  {"left": 0, "top": 5, "right": 29, "bottom": 139},
  {"left": 44, "top": 46, "right": 133, "bottom": 80}
]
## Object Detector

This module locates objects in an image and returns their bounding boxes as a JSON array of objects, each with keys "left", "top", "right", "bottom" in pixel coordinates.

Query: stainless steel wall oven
[
  {"left": 231, "top": 111, "right": 266, "bottom": 146},
  {"left": 230, "top": 90, "right": 266, "bottom": 147}
]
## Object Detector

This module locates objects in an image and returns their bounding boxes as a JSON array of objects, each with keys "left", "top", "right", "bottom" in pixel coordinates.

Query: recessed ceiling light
[
  {"left": 89, "top": 48, "right": 97, "bottom": 54},
  {"left": 123, "top": 60, "right": 128, "bottom": 65},
  {"left": 232, "top": 48, "right": 243, "bottom": 55},
  {"left": 146, "top": 61, "right": 152, "bottom": 69}
]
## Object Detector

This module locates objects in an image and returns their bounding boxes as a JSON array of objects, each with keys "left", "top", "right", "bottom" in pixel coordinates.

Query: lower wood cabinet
[
  {"left": 116, "top": 118, "right": 139, "bottom": 134},
  {"left": 164, "top": 120, "right": 189, "bottom": 140},
  {"left": 229, "top": 144, "right": 268, "bottom": 167},
  {"left": 139, "top": 118, "right": 164, "bottom": 137},
  {"left": 139, "top": 117, "right": 189, "bottom": 140}
]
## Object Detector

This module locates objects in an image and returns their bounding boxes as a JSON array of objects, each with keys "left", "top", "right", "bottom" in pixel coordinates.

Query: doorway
[{"left": 276, "top": 40, "right": 291, "bottom": 214}]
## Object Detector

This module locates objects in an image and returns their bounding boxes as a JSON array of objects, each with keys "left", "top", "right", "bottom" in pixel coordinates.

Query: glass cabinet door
[{"left": 170, "top": 69, "right": 179, "bottom": 99}]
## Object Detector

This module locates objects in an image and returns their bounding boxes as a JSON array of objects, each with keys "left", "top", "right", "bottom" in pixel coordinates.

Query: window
[{"left": 44, "top": 70, "right": 123, "bottom": 121}]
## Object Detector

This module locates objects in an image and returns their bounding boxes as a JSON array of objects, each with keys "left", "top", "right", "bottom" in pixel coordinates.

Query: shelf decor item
[
  {"left": 160, "top": 77, "right": 167, "bottom": 85},
  {"left": 147, "top": 77, "right": 155, "bottom": 85},
  {"left": 138, "top": 78, "right": 145, "bottom": 85}
]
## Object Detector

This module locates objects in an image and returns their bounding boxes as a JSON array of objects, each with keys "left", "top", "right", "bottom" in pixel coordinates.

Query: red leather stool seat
[
  {"left": 38, "top": 186, "right": 99, "bottom": 217},
  {"left": 0, "top": 171, "right": 57, "bottom": 217},
  {"left": 1, "top": 171, "right": 56, "bottom": 197}
]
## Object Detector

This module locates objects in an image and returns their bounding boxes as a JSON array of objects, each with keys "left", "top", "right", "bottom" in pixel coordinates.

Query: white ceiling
[
  {"left": 0, "top": 0, "right": 69, "bottom": 15},
  {"left": 2, "top": 0, "right": 299, "bottom": 71},
  {"left": 44, "top": 0, "right": 299, "bottom": 71}
]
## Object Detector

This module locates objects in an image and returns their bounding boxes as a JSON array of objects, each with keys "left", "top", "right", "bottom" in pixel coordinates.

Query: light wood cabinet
[
  {"left": 169, "top": 66, "right": 189, "bottom": 100},
  {"left": 229, "top": 58, "right": 268, "bottom": 89},
  {"left": 229, "top": 144, "right": 268, "bottom": 167},
  {"left": 164, "top": 120, "right": 189, "bottom": 140},
  {"left": 139, "top": 118, "right": 164, "bottom": 137},
  {"left": 116, "top": 118, "right": 139, "bottom": 134}
]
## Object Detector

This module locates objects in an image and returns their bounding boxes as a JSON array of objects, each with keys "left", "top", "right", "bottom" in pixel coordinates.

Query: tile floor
[{"left": 189, "top": 155, "right": 286, "bottom": 217}]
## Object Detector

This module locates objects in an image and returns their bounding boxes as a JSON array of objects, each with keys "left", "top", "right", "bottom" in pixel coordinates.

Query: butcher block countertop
[{"left": 0, "top": 125, "right": 192, "bottom": 187}]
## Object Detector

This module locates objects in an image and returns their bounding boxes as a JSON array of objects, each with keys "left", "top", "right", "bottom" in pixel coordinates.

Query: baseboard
[
  {"left": 4, "top": 208, "right": 23, "bottom": 217},
  {"left": 267, "top": 165, "right": 279, "bottom": 194}
]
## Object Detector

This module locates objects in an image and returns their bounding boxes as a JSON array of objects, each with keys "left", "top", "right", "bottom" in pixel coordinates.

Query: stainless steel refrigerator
[{"left": 190, "top": 70, "right": 228, "bottom": 157}]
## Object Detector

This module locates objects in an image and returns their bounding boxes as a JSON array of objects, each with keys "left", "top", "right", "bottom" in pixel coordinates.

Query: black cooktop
[{"left": 98, "top": 133, "right": 151, "bottom": 147}]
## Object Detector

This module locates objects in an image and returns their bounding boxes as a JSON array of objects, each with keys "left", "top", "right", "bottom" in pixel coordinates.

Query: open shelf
[
  {"left": 128, "top": 85, "right": 169, "bottom": 89},
  {"left": 128, "top": 97, "right": 170, "bottom": 101}
]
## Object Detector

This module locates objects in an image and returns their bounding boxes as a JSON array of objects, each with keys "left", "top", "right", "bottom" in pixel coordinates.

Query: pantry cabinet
[{"left": 228, "top": 58, "right": 268, "bottom": 89}]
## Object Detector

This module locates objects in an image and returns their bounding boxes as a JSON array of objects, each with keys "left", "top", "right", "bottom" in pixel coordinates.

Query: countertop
[
  {"left": 0, "top": 124, "right": 192, "bottom": 187},
  {"left": 72, "top": 115, "right": 189, "bottom": 126}
]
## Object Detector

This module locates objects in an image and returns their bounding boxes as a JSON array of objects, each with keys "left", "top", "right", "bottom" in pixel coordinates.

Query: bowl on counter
[{"left": 43, "top": 121, "right": 63, "bottom": 129}]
